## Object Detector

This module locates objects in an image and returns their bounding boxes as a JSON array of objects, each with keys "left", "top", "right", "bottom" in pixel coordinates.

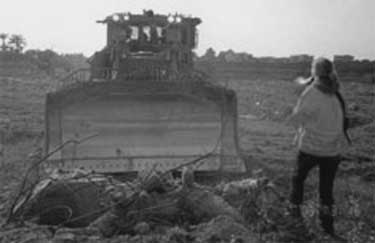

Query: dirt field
[
  {"left": 224, "top": 79, "right": 374, "bottom": 165},
  {"left": 0, "top": 76, "right": 374, "bottom": 242}
]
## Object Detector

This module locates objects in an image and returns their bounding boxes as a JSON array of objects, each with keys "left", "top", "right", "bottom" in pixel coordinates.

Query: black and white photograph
[{"left": 0, "top": 0, "right": 374, "bottom": 242}]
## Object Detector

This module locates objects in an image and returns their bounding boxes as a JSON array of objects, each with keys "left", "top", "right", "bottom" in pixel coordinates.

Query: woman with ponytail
[{"left": 287, "top": 57, "right": 349, "bottom": 235}]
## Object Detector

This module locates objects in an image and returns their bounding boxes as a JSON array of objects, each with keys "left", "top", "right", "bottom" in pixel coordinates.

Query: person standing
[{"left": 287, "top": 57, "right": 350, "bottom": 235}]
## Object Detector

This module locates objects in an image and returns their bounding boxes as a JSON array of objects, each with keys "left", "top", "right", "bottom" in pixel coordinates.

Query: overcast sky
[{"left": 1, "top": 0, "right": 374, "bottom": 59}]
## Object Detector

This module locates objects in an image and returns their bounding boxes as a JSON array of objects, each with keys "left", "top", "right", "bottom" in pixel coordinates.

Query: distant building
[
  {"left": 276, "top": 57, "right": 290, "bottom": 64},
  {"left": 257, "top": 56, "right": 278, "bottom": 63},
  {"left": 289, "top": 54, "right": 313, "bottom": 63},
  {"left": 334, "top": 55, "right": 355, "bottom": 62}
]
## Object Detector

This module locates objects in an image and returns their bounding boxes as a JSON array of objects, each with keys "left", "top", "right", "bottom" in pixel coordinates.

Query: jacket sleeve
[{"left": 287, "top": 88, "right": 318, "bottom": 128}]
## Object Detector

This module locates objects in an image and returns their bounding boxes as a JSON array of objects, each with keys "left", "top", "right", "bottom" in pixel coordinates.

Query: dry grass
[{"left": 0, "top": 75, "right": 374, "bottom": 242}]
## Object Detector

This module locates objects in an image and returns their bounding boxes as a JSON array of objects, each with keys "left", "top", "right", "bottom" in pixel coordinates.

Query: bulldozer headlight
[
  {"left": 167, "top": 15, "right": 174, "bottom": 23},
  {"left": 123, "top": 13, "right": 130, "bottom": 21},
  {"left": 112, "top": 14, "right": 120, "bottom": 22},
  {"left": 176, "top": 16, "right": 182, "bottom": 23}
]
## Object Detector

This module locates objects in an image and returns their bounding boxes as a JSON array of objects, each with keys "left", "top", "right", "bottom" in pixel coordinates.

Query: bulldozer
[
  {"left": 9, "top": 10, "right": 247, "bottom": 228},
  {"left": 44, "top": 10, "right": 246, "bottom": 175}
]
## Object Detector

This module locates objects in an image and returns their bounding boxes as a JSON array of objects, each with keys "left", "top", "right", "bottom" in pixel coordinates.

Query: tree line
[
  {"left": 0, "top": 34, "right": 88, "bottom": 76},
  {"left": 0, "top": 33, "right": 26, "bottom": 53}
]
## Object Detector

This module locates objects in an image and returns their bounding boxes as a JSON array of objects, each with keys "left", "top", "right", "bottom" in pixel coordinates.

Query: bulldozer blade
[{"left": 44, "top": 81, "right": 246, "bottom": 173}]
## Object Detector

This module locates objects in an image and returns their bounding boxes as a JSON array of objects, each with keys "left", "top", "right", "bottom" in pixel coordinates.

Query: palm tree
[
  {"left": 8, "top": 34, "right": 26, "bottom": 53},
  {"left": 0, "top": 33, "right": 8, "bottom": 51}
]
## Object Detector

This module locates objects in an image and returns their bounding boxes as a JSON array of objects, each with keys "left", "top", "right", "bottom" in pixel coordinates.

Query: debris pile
[
  {"left": 2, "top": 168, "right": 320, "bottom": 243},
  {"left": 2, "top": 167, "right": 275, "bottom": 242},
  {"left": 193, "top": 215, "right": 257, "bottom": 242},
  {"left": 89, "top": 168, "right": 247, "bottom": 238}
]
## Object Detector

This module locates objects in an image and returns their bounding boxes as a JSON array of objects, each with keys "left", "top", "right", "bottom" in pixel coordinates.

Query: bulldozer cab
[
  {"left": 44, "top": 10, "right": 246, "bottom": 175},
  {"left": 90, "top": 10, "right": 200, "bottom": 80}
]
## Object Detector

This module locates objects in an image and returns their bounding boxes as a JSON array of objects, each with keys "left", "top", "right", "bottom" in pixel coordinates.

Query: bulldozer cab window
[
  {"left": 142, "top": 26, "right": 151, "bottom": 42},
  {"left": 130, "top": 26, "right": 139, "bottom": 40},
  {"left": 156, "top": 27, "right": 162, "bottom": 38},
  {"left": 150, "top": 26, "right": 163, "bottom": 44}
]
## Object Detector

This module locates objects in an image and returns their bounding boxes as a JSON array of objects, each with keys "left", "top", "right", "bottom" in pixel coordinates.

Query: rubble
[
  {"left": 6, "top": 169, "right": 284, "bottom": 242},
  {"left": 181, "top": 187, "right": 244, "bottom": 223},
  {"left": 9, "top": 170, "right": 114, "bottom": 227},
  {"left": 88, "top": 170, "right": 246, "bottom": 237},
  {"left": 193, "top": 215, "right": 257, "bottom": 242},
  {"left": 53, "top": 231, "right": 76, "bottom": 243},
  {"left": 0, "top": 224, "right": 52, "bottom": 243},
  {"left": 5, "top": 166, "right": 356, "bottom": 242},
  {"left": 220, "top": 178, "right": 264, "bottom": 198}
]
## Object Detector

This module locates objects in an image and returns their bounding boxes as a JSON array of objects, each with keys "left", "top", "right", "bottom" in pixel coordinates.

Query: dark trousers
[{"left": 290, "top": 151, "right": 340, "bottom": 207}]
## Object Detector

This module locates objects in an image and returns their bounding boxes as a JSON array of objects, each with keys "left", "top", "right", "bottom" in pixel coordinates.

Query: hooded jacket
[{"left": 289, "top": 78, "right": 348, "bottom": 156}]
